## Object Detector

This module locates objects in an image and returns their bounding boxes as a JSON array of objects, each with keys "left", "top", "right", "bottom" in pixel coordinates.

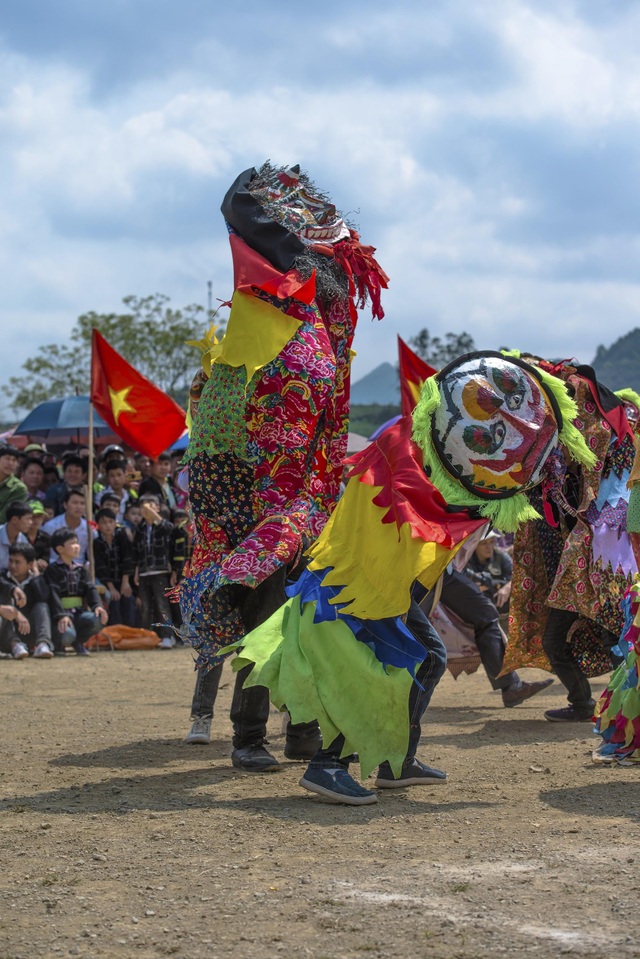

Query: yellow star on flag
[{"left": 109, "top": 385, "right": 135, "bottom": 425}]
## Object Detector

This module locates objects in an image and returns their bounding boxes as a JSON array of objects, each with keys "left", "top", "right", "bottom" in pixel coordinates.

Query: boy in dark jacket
[
  {"left": 44, "top": 528, "right": 108, "bottom": 655},
  {"left": 133, "top": 495, "right": 174, "bottom": 647},
  {"left": 0, "top": 542, "right": 54, "bottom": 657},
  {"left": 94, "top": 508, "right": 136, "bottom": 626}
]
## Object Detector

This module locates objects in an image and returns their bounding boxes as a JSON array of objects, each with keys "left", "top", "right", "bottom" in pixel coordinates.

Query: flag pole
[{"left": 87, "top": 399, "right": 96, "bottom": 584}]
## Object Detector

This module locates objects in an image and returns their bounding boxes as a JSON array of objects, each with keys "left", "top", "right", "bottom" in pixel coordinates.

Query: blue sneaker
[
  {"left": 300, "top": 766, "right": 378, "bottom": 805},
  {"left": 375, "top": 758, "right": 447, "bottom": 788}
]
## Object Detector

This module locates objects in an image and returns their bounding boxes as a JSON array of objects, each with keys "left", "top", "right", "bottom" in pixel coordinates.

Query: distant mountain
[
  {"left": 351, "top": 362, "right": 400, "bottom": 405},
  {"left": 591, "top": 328, "right": 640, "bottom": 393}
]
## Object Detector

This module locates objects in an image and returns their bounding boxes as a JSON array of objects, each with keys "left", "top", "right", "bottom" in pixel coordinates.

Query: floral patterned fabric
[
  {"left": 180, "top": 294, "right": 355, "bottom": 669},
  {"left": 505, "top": 372, "right": 638, "bottom": 677},
  {"left": 177, "top": 162, "right": 391, "bottom": 671}
]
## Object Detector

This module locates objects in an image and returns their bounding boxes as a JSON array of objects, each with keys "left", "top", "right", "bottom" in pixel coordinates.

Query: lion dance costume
[
  {"left": 224, "top": 351, "right": 596, "bottom": 778},
  {"left": 179, "top": 162, "right": 388, "bottom": 674}
]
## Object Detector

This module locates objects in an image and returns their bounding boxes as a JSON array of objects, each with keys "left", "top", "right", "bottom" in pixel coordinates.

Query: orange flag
[
  {"left": 398, "top": 336, "right": 437, "bottom": 416},
  {"left": 91, "top": 330, "right": 186, "bottom": 458}
]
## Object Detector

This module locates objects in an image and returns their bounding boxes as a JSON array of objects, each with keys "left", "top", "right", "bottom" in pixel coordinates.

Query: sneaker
[
  {"left": 185, "top": 716, "right": 212, "bottom": 744},
  {"left": 11, "top": 641, "right": 29, "bottom": 660},
  {"left": 300, "top": 766, "right": 378, "bottom": 805},
  {"left": 502, "top": 678, "right": 554, "bottom": 708},
  {"left": 375, "top": 758, "right": 447, "bottom": 788},
  {"left": 33, "top": 642, "right": 53, "bottom": 659},
  {"left": 159, "top": 637, "right": 176, "bottom": 649},
  {"left": 231, "top": 743, "right": 281, "bottom": 772},
  {"left": 544, "top": 702, "right": 595, "bottom": 722},
  {"left": 72, "top": 642, "right": 91, "bottom": 657}
]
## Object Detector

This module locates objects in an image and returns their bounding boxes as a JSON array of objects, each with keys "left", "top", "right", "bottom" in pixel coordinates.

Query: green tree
[
  {"left": 408, "top": 328, "right": 476, "bottom": 368},
  {"left": 8, "top": 294, "right": 226, "bottom": 415}
]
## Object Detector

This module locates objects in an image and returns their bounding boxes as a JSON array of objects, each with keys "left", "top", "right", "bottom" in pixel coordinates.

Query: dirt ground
[{"left": 1, "top": 648, "right": 639, "bottom": 959}]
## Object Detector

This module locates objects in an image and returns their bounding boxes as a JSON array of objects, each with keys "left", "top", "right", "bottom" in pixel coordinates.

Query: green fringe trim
[
  {"left": 532, "top": 365, "right": 597, "bottom": 469},
  {"left": 411, "top": 354, "right": 597, "bottom": 531},
  {"left": 615, "top": 388, "right": 640, "bottom": 410}
]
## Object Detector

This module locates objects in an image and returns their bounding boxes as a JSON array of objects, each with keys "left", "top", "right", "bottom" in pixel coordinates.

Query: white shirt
[
  {"left": 98, "top": 487, "right": 135, "bottom": 524},
  {"left": 41, "top": 515, "right": 96, "bottom": 563},
  {"left": 0, "top": 525, "right": 28, "bottom": 572}
]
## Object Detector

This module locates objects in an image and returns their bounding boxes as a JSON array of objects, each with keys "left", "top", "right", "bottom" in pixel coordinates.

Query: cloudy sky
[{"left": 2, "top": 0, "right": 640, "bottom": 417}]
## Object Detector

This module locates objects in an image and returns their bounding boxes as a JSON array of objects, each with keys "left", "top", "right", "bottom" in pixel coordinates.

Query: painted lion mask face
[{"left": 431, "top": 354, "right": 559, "bottom": 498}]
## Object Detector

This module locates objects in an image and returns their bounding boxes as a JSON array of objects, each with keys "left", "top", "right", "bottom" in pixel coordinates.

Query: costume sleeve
[{"left": 216, "top": 319, "right": 335, "bottom": 588}]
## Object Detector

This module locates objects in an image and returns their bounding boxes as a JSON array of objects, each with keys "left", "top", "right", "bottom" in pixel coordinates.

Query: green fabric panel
[
  {"left": 231, "top": 597, "right": 412, "bottom": 779},
  {"left": 627, "top": 487, "right": 640, "bottom": 533},
  {"left": 185, "top": 364, "right": 254, "bottom": 462}
]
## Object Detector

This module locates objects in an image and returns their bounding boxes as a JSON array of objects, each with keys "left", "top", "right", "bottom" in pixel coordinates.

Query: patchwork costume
[
  {"left": 503, "top": 361, "right": 640, "bottom": 718},
  {"left": 593, "top": 436, "right": 640, "bottom": 763},
  {"left": 225, "top": 351, "right": 595, "bottom": 800},
  {"left": 179, "top": 163, "right": 388, "bottom": 762}
]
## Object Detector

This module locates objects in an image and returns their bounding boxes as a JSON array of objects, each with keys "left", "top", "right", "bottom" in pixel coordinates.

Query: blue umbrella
[
  {"left": 169, "top": 429, "right": 189, "bottom": 452},
  {"left": 14, "top": 396, "right": 117, "bottom": 442}
]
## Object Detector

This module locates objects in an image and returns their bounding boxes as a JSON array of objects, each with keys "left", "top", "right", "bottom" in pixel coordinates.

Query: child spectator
[
  {"left": 44, "top": 456, "right": 86, "bottom": 516},
  {"left": 138, "top": 453, "right": 176, "bottom": 511},
  {"left": 98, "top": 460, "right": 137, "bottom": 523},
  {"left": 25, "top": 500, "right": 51, "bottom": 570},
  {"left": 0, "top": 543, "right": 54, "bottom": 658},
  {"left": 42, "top": 488, "right": 94, "bottom": 563},
  {"left": 94, "top": 508, "right": 135, "bottom": 626},
  {"left": 19, "top": 458, "right": 46, "bottom": 501},
  {"left": 0, "top": 501, "right": 33, "bottom": 570},
  {"left": 122, "top": 500, "right": 142, "bottom": 544},
  {"left": 134, "top": 453, "right": 152, "bottom": 481},
  {"left": 44, "top": 528, "right": 108, "bottom": 656},
  {"left": 133, "top": 495, "right": 175, "bottom": 647},
  {"left": 100, "top": 492, "right": 121, "bottom": 514},
  {"left": 0, "top": 444, "right": 28, "bottom": 523}
]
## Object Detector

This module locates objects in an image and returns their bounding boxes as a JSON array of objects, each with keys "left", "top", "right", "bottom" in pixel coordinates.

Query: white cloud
[{"left": 2, "top": 0, "right": 640, "bottom": 419}]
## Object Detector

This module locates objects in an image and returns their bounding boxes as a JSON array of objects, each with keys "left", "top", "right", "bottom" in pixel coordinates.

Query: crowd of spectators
[{"left": 0, "top": 441, "right": 192, "bottom": 659}]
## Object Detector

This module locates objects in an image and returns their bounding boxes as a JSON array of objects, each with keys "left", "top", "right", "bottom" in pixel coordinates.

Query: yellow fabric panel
[
  {"left": 307, "top": 479, "right": 459, "bottom": 619},
  {"left": 213, "top": 290, "right": 301, "bottom": 383}
]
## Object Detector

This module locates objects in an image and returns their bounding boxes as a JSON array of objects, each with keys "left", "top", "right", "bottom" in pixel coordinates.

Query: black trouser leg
[
  {"left": 441, "top": 570, "right": 519, "bottom": 691},
  {"left": 541, "top": 608, "right": 592, "bottom": 707},
  {"left": 190, "top": 662, "right": 224, "bottom": 720},
  {"left": 231, "top": 567, "right": 319, "bottom": 749}
]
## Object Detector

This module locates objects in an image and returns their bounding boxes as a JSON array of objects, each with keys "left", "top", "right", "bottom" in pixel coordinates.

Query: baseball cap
[
  {"left": 24, "top": 443, "right": 47, "bottom": 455},
  {"left": 28, "top": 499, "right": 46, "bottom": 516}
]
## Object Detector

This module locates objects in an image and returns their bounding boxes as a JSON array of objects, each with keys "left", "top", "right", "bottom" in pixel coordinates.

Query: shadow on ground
[
  {"left": 426, "top": 718, "right": 588, "bottom": 747},
  {"left": 540, "top": 782, "right": 640, "bottom": 821},
  {"left": 1, "top": 766, "right": 501, "bottom": 824},
  {"left": 49, "top": 738, "right": 231, "bottom": 768}
]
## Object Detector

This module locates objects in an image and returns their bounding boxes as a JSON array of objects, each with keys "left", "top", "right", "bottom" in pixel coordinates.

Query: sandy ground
[{"left": 1, "top": 647, "right": 639, "bottom": 959}]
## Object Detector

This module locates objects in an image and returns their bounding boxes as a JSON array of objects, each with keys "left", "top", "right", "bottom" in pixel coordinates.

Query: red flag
[
  {"left": 91, "top": 330, "right": 186, "bottom": 458},
  {"left": 398, "top": 336, "right": 437, "bottom": 416}
]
